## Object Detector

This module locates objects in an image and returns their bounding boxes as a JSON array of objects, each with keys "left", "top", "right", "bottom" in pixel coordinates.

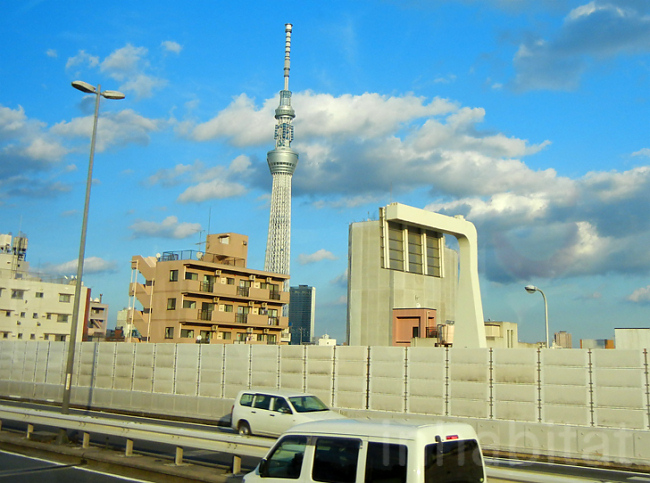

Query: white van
[
  {"left": 243, "top": 419, "right": 486, "bottom": 483},
  {"left": 231, "top": 389, "right": 345, "bottom": 437}
]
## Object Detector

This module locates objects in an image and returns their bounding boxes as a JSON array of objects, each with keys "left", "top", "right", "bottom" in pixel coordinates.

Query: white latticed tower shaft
[{"left": 265, "top": 23, "right": 298, "bottom": 278}]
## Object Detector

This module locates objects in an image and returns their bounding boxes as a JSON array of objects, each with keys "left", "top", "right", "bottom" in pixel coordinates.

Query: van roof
[{"left": 284, "top": 418, "right": 478, "bottom": 441}]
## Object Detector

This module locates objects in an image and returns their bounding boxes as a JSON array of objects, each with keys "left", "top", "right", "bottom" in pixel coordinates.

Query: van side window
[
  {"left": 240, "top": 393, "right": 254, "bottom": 407},
  {"left": 312, "top": 437, "right": 360, "bottom": 483},
  {"left": 260, "top": 435, "right": 307, "bottom": 479},
  {"left": 253, "top": 394, "right": 272, "bottom": 410},
  {"left": 365, "top": 442, "right": 408, "bottom": 483},
  {"left": 274, "top": 397, "right": 292, "bottom": 413},
  {"left": 424, "top": 440, "right": 484, "bottom": 483}
]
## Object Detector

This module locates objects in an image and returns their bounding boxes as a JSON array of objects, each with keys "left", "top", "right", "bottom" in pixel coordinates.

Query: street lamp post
[
  {"left": 524, "top": 285, "right": 549, "bottom": 349},
  {"left": 61, "top": 81, "right": 125, "bottom": 414}
]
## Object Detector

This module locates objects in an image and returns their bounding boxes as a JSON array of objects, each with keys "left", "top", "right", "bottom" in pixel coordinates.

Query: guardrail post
[
  {"left": 125, "top": 438, "right": 134, "bottom": 457},
  {"left": 82, "top": 432, "right": 90, "bottom": 448},
  {"left": 233, "top": 455, "right": 242, "bottom": 474},
  {"left": 175, "top": 446, "right": 183, "bottom": 465},
  {"left": 26, "top": 424, "right": 34, "bottom": 439}
]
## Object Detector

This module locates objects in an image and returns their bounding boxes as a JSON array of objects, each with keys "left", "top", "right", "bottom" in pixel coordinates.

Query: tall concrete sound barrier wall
[{"left": 1, "top": 341, "right": 649, "bottom": 468}]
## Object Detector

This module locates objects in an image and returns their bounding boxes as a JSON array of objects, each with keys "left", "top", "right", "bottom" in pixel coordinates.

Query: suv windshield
[
  {"left": 288, "top": 395, "right": 329, "bottom": 413},
  {"left": 424, "top": 439, "right": 484, "bottom": 483}
]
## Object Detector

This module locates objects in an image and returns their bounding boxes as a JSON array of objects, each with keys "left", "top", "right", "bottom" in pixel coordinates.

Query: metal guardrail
[{"left": 0, "top": 405, "right": 273, "bottom": 471}]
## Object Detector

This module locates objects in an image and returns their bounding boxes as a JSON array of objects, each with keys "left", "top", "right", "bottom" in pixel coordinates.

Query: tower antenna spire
[{"left": 264, "top": 24, "right": 299, "bottom": 284}]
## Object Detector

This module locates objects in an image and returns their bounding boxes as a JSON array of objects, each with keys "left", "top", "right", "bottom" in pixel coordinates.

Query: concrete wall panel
[
  {"left": 493, "top": 401, "right": 537, "bottom": 423},
  {"left": 94, "top": 343, "right": 116, "bottom": 389},
  {"left": 305, "top": 346, "right": 335, "bottom": 406},
  {"left": 594, "top": 407, "right": 646, "bottom": 429},
  {"left": 44, "top": 342, "right": 65, "bottom": 385},
  {"left": 223, "top": 344, "right": 251, "bottom": 397},
  {"left": 542, "top": 404, "right": 590, "bottom": 426},
  {"left": 334, "top": 346, "right": 367, "bottom": 409},
  {"left": 113, "top": 344, "right": 135, "bottom": 391},
  {"left": 152, "top": 344, "right": 176, "bottom": 394},
  {"left": 133, "top": 344, "right": 155, "bottom": 392},
  {"left": 250, "top": 345, "right": 279, "bottom": 389},
  {"left": 279, "top": 345, "right": 304, "bottom": 391},
  {"left": 175, "top": 344, "right": 199, "bottom": 396},
  {"left": 198, "top": 345, "right": 224, "bottom": 398},
  {"left": 34, "top": 341, "right": 50, "bottom": 384}
]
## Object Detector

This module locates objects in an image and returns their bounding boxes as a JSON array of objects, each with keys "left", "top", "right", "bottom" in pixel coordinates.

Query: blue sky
[{"left": 2, "top": 0, "right": 649, "bottom": 346}]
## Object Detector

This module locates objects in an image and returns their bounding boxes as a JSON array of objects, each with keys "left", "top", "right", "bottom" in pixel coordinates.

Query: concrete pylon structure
[
  {"left": 385, "top": 203, "right": 486, "bottom": 348},
  {"left": 264, "top": 23, "right": 298, "bottom": 282}
]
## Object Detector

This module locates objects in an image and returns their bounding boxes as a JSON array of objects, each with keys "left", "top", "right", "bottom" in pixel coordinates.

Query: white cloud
[
  {"left": 100, "top": 44, "right": 167, "bottom": 99},
  {"left": 298, "top": 249, "right": 338, "bottom": 265},
  {"left": 632, "top": 148, "right": 650, "bottom": 158},
  {"left": 627, "top": 285, "right": 650, "bottom": 303},
  {"left": 161, "top": 41, "right": 182, "bottom": 54},
  {"left": 66, "top": 50, "right": 99, "bottom": 71},
  {"left": 52, "top": 109, "right": 162, "bottom": 152},
  {"left": 511, "top": 0, "right": 650, "bottom": 91},
  {"left": 46, "top": 49, "right": 57, "bottom": 58},
  {"left": 177, "top": 178, "right": 247, "bottom": 203},
  {"left": 43, "top": 256, "right": 118, "bottom": 275},
  {"left": 129, "top": 216, "right": 202, "bottom": 239}
]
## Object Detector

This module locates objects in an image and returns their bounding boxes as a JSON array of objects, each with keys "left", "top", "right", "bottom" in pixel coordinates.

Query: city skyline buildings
[{"left": 1, "top": 2, "right": 649, "bottom": 345}]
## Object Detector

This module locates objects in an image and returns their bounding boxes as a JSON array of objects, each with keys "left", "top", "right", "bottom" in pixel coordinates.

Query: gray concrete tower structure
[{"left": 264, "top": 24, "right": 298, "bottom": 282}]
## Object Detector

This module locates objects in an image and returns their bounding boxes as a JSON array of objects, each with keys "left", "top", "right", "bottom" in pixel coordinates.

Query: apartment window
[
  {"left": 165, "top": 327, "right": 174, "bottom": 339},
  {"left": 267, "top": 334, "right": 277, "bottom": 344},
  {"left": 57, "top": 314, "right": 69, "bottom": 323},
  {"left": 35, "top": 292, "right": 44, "bottom": 298},
  {"left": 220, "top": 331, "right": 231, "bottom": 340},
  {"left": 11, "top": 290, "right": 25, "bottom": 300},
  {"left": 180, "top": 329, "right": 194, "bottom": 338},
  {"left": 30, "top": 334, "right": 35, "bottom": 340},
  {"left": 46, "top": 313, "right": 52, "bottom": 319},
  {"left": 59, "top": 293, "right": 72, "bottom": 303},
  {"left": 185, "top": 271, "right": 198, "bottom": 281},
  {"left": 20, "top": 312, "right": 25, "bottom": 318},
  {"left": 388, "top": 223, "right": 404, "bottom": 271},
  {"left": 169, "top": 270, "right": 179, "bottom": 282},
  {"left": 17, "top": 333, "right": 23, "bottom": 340},
  {"left": 425, "top": 231, "right": 442, "bottom": 277},
  {"left": 167, "top": 298, "right": 176, "bottom": 310},
  {"left": 223, "top": 304, "right": 233, "bottom": 313},
  {"left": 182, "top": 300, "right": 196, "bottom": 309},
  {"left": 32, "top": 313, "right": 38, "bottom": 319},
  {"left": 407, "top": 228, "right": 423, "bottom": 274},
  {"left": 226, "top": 277, "right": 235, "bottom": 285},
  {"left": 2, "top": 332, "right": 8, "bottom": 339},
  {"left": 257, "top": 334, "right": 265, "bottom": 342}
]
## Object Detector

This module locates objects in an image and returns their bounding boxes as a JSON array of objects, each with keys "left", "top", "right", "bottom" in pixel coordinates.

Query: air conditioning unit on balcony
[
  {"left": 263, "top": 329, "right": 269, "bottom": 334},
  {"left": 262, "top": 302, "right": 267, "bottom": 308},
  {"left": 249, "top": 274, "right": 255, "bottom": 281},
  {"left": 215, "top": 270, "right": 221, "bottom": 276},
  {"left": 213, "top": 296, "right": 220, "bottom": 302},
  {"left": 248, "top": 301, "right": 254, "bottom": 307},
  {"left": 212, "top": 325, "right": 218, "bottom": 331},
  {"left": 246, "top": 327, "right": 253, "bottom": 333}
]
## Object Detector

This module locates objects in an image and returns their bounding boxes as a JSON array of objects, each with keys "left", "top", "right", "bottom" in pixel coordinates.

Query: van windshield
[
  {"left": 288, "top": 395, "right": 329, "bottom": 413},
  {"left": 424, "top": 439, "right": 484, "bottom": 483}
]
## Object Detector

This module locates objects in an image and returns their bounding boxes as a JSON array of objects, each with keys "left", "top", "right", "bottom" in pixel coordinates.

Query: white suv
[{"left": 231, "top": 389, "right": 345, "bottom": 437}]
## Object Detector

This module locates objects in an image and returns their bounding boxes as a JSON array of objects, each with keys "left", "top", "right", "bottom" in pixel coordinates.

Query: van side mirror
[{"left": 259, "top": 458, "right": 268, "bottom": 477}]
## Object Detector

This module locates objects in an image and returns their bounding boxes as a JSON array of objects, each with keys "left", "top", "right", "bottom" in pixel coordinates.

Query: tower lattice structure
[{"left": 264, "top": 24, "right": 298, "bottom": 281}]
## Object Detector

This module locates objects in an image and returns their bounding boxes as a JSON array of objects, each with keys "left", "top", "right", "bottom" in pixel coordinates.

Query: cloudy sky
[{"left": 2, "top": 0, "right": 649, "bottom": 345}]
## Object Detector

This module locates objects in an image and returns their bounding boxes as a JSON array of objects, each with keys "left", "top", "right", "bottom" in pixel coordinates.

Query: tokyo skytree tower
[{"left": 264, "top": 24, "right": 298, "bottom": 278}]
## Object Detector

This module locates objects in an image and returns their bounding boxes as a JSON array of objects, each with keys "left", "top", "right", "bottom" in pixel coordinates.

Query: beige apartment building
[{"left": 129, "top": 233, "right": 290, "bottom": 345}]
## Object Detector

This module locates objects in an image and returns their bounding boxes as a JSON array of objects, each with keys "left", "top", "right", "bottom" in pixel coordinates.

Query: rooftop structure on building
[
  {"left": 264, "top": 24, "right": 298, "bottom": 285},
  {"left": 129, "top": 233, "right": 290, "bottom": 345},
  {"left": 289, "top": 284, "right": 315, "bottom": 345},
  {"left": 347, "top": 203, "right": 486, "bottom": 348},
  {"left": 0, "top": 232, "right": 92, "bottom": 342}
]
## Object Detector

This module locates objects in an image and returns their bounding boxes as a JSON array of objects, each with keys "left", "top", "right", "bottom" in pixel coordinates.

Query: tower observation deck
[{"left": 264, "top": 23, "right": 298, "bottom": 279}]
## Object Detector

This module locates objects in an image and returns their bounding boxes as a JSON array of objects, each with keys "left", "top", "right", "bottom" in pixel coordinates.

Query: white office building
[{"left": 0, "top": 233, "right": 90, "bottom": 342}]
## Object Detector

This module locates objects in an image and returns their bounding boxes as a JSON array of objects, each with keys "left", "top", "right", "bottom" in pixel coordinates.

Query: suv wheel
[{"left": 238, "top": 421, "right": 252, "bottom": 436}]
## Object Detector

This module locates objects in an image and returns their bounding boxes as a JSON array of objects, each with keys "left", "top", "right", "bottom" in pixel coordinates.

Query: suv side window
[
  {"left": 260, "top": 435, "right": 307, "bottom": 479},
  {"left": 312, "top": 437, "right": 360, "bottom": 483},
  {"left": 273, "top": 397, "right": 292, "bottom": 413},
  {"left": 239, "top": 393, "right": 254, "bottom": 407},
  {"left": 365, "top": 442, "right": 408, "bottom": 483},
  {"left": 253, "top": 394, "right": 272, "bottom": 410}
]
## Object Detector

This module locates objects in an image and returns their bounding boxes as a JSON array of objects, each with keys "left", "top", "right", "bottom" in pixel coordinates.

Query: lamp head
[
  {"left": 102, "top": 90, "right": 125, "bottom": 100},
  {"left": 525, "top": 285, "right": 538, "bottom": 294},
  {"left": 71, "top": 80, "right": 96, "bottom": 94}
]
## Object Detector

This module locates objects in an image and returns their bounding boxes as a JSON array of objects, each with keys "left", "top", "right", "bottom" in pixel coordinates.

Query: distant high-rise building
[
  {"left": 289, "top": 285, "right": 315, "bottom": 344},
  {"left": 554, "top": 330, "right": 572, "bottom": 349},
  {"left": 264, "top": 24, "right": 298, "bottom": 285}
]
